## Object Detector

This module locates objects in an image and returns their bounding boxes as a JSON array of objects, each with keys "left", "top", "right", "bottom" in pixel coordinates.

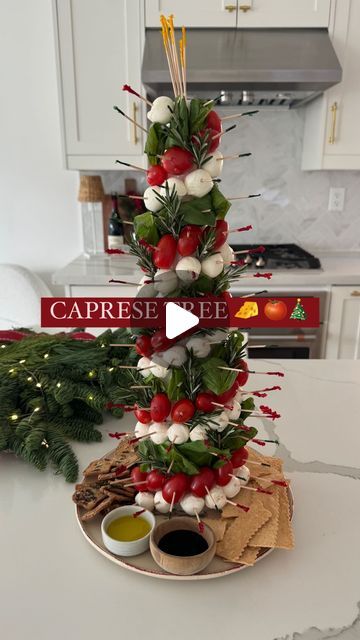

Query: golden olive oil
[{"left": 107, "top": 515, "right": 151, "bottom": 542}]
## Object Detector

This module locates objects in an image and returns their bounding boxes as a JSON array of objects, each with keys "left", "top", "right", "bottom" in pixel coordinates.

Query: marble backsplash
[{"left": 90, "top": 107, "right": 360, "bottom": 251}]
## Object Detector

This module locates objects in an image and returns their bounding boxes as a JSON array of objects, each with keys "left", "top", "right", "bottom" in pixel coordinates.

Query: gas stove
[{"left": 229, "top": 243, "right": 321, "bottom": 270}]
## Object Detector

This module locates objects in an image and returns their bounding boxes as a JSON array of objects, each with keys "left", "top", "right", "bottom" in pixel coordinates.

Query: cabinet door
[
  {"left": 145, "top": 0, "right": 237, "bottom": 27},
  {"left": 236, "top": 0, "right": 331, "bottom": 27},
  {"left": 325, "top": 287, "right": 360, "bottom": 359},
  {"left": 55, "top": 0, "right": 146, "bottom": 169}
]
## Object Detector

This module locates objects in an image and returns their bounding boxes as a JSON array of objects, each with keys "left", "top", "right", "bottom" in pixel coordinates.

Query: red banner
[{"left": 41, "top": 296, "right": 319, "bottom": 329}]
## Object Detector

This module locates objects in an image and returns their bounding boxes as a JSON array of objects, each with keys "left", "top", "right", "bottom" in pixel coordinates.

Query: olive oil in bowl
[
  {"left": 107, "top": 515, "right": 151, "bottom": 542},
  {"left": 101, "top": 506, "right": 155, "bottom": 557}
]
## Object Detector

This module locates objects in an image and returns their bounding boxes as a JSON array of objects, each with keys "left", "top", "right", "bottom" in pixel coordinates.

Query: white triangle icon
[{"left": 165, "top": 302, "right": 199, "bottom": 339}]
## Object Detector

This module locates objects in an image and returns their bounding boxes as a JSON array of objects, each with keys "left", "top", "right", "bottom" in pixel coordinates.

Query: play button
[{"left": 165, "top": 302, "right": 199, "bottom": 339}]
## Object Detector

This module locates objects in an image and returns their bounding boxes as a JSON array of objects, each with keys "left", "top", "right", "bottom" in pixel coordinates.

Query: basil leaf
[
  {"left": 144, "top": 124, "right": 159, "bottom": 165},
  {"left": 182, "top": 206, "right": 216, "bottom": 227},
  {"left": 196, "top": 274, "right": 214, "bottom": 294},
  {"left": 211, "top": 185, "right": 231, "bottom": 219},
  {"left": 223, "top": 427, "right": 258, "bottom": 451},
  {"left": 133, "top": 212, "right": 159, "bottom": 245},
  {"left": 240, "top": 397, "right": 255, "bottom": 422},
  {"left": 189, "top": 98, "right": 212, "bottom": 134},
  {"left": 166, "top": 369, "right": 185, "bottom": 401},
  {"left": 177, "top": 440, "right": 213, "bottom": 467},
  {"left": 201, "top": 357, "right": 237, "bottom": 395},
  {"left": 158, "top": 444, "right": 199, "bottom": 475}
]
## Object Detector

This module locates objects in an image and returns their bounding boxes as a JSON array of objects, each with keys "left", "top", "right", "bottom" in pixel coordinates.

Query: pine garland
[{"left": 0, "top": 328, "right": 133, "bottom": 481}]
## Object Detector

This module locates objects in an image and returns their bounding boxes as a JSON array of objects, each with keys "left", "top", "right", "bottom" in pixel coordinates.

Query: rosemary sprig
[
  {"left": 127, "top": 236, "right": 156, "bottom": 277},
  {"left": 152, "top": 183, "right": 184, "bottom": 237},
  {"left": 197, "top": 227, "right": 216, "bottom": 258},
  {"left": 213, "top": 263, "right": 248, "bottom": 296}
]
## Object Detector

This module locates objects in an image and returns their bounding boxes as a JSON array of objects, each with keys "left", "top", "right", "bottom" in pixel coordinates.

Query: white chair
[{"left": 0, "top": 264, "right": 52, "bottom": 331}]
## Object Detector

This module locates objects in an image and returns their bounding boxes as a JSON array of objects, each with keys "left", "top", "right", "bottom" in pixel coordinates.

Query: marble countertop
[
  {"left": 1, "top": 360, "right": 360, "bottom": 640},
  {"left": 53, "top": 251, "right": 360, "bottom": 288}
]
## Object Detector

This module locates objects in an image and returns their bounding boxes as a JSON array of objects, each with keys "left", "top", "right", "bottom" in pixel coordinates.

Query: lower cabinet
[{"left": 325, "top": 286, "right": 360, "bottom": 358}]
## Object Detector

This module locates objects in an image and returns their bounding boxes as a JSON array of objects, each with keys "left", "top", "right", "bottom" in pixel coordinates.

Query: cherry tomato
[
  {"left": 147, "top": 469, "right": 166, "bottom": 492},
  {"left": 177, "top": 225, "right": 203, "bottom": 257},
  {"left": 195, "top": 391, "right": 217, "bottom": 413},
  {"left": 130, "top": 466, "right": 148, "bottom": 492},
  {"left": 147, "top": 164, "right": 168, "bottom": 186},
  {"left": 161, "top": 147, "right": 194, "bottom": 175},
  {"left": 264, "top": 300, "right": 288, "bottom": 322},
  {"left": 171, "top": 398, "right": 196, "bottom": 423},
  {"left": 214, "top": 460, "right": 233, "bottom": 487},
  {"left": 162, "top": 473, "right": 188, "bottom": 504},
  {"left": 217, "top": 381, "right": 239, "bottom": 405},
  {"left": 214, "top": 219, "right": 229, "bottom": 250},
  {"left": 134, "top": 407, "right": 152, "bottom": 424},
  {"left": 189, "top": 467, "right": 215, "bottom": 497},
  {"left": 153, "top": 235, "right": 177, "bottom": 269},
  {"left": 236, "top": 360, "right": 249, "bottom": 387},
  {"left": 231, "top": 447, "right": 249, "bottom": 468},
  {"left": 150, "top": 329, "right": 173, "bottom": 353},
  {"left": 205, "top": 110, "right": 222, "bottom": 133},
  {"left": 150, "top": 393, "right": 171, "bottom": 422},
  {"left": 135, "top": 334, "right": 153, "bottom": 357}
]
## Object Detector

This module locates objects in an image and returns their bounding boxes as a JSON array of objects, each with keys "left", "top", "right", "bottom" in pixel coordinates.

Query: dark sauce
[{"left": 158, "top": 529, "right": 208, "bottom": 557}]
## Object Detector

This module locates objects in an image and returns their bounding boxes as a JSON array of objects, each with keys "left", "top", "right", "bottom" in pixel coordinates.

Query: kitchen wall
[
  {"left": 0, "top": 0, "right": 81, "bottom": 295},
  {"left": 95, "top": 106, "right": 360, "bottom": 252}
]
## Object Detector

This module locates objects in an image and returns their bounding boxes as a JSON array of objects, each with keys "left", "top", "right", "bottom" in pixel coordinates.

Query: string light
[
  {"left": 1, "top": 344, "right": 6, "bottom": 349},
  {"left": 34, "top": 407, "right": 40, "bottom": 413},
  {"left": 10, "top": 414, "right": 18, "bottom": 421},
  {"left": 88, "top": 371, "right": 95, "bottom": 378},
  {"left": 108, "top": 367, "right": 114, "bottom": 372},
  {"left": 56, "top": 382, "right": 61, "bottom": 388},
  {"left": 9, "top": 368, "right": 15, "bottom": 374},
  {"left": 88, "top": 394, "right": 94, "bottom": 401},
  {"left": 36, "top": 382, "right": 42, "bottom": 388},
  {"left": 43, "top": 353, "right": 49, "bottom": 359},
  {"left": 100, "top": 344, "right": 106, "bottom": 348},
  {"left": 27, "top": 376, "right": 33, "bottom": 382},
  {"left": 19, "top": 359, "right": 26, "bottom": 364}
]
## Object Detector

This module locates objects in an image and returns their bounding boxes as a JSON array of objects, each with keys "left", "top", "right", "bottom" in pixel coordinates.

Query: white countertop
[
  {"left": 1, "top": 360, "right": 360, "bottom": 640},
  {"left": 53, "top": 251, "right": 360, "bottom": 288}
]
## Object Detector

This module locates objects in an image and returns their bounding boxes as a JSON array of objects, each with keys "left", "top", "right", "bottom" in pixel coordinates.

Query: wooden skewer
[
  {"left": 109, "top": 343, "right": 135, "bottom": 347},
  {"left": 221, "top": 110, "right": 259, "bottom": 121},
  {"left": 170, "top": 491, "right": 176, "bottom": 513},
  {"left": 160, "top": 16, "right": 177, "bottom": 96},
  {"left": 168, "top": 15, "right": 183, "bottom": 96},
  {"left": 116, "top": 160, "right": 147, "bottom": 172},
  {"left": 238, "top": 485, "right": 273, "bottom": 495},
  {"left": 250, "top": 476, "right": 288, "bottom": 487},
  {"left": 117, "top": 364, "right": 153, "bottom": 370},
  {"left": 212, "top": 124, "right": 237, "bottom": 141},
  {"left": 113, "top": 106, "right": 147, "bottom": 132},
  {"left": 226, "top": 499, "right": 250, "bottom": 512},
  {"left": 130, "top": 385, "right": 152, "bottom": 389},
  {"left": 233, "top": 246, "right": 265, "bottom": 255},
  {"left": 194, "top": 512, "right": 204, "bottom": 532},
  {"left": 123, "top": 220, "right": 134, "bottom": 225},
  {"left": 205, "top": 486, "right": 218, "bottom": 510},
  {"left": 218, "top": 366, "right": 283, "bottom": 376},
  {"left": 241, "top": 290, "right": 268, "bottom": 298},
  {"left": 123, "top": 480, "right": 148, "bottom": 488},
  {"left": 167, "top": 459, "right": 174, "bottom": 474},
  {"left": 122, "top": 84, "right": 153, "bottom": 108},
  {"left": 227, "top": 194, "right": 261, "bottom": 201},
  {"left": 180, "top": 26, "right": 187, "bottom": 99},
  {"left": 217, "top": 153, "right": 252, "bottom": 161}
]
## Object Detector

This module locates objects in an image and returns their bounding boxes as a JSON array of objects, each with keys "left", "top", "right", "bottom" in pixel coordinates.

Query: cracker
[
  {"left": 221, "top": 484, "right": 255, "bottom": 518},
  {"left": 248, "top": 490, "right": 280, "bottom": 548},
  {"left": 216, "top": 501, "right": 271, "bottom": 561},
  {"left": 83, "top": 458, "right": 113, "bottom": 477},
  {"left": 202, "top": 517, "right": 227, "bottom": 542},
  {"left": 234, "top": 546, "right": 259, "bottom": 566},
  {"left": 80, "top": 496, "right": 118, "bottom": 522},
  {"left": 72, "top": 485, "right": 104, "bottom": 511},
  {"left": 275, "top": 487, "right": 294, "bottom": 549}
]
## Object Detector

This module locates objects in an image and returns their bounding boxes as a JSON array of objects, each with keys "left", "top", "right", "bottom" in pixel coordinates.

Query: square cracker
[
  {"left": 83, "top": 458, "right": 113, "bottom": 477},
  {"left": 216, "top": 501, "right": 271, "bottom": 561},
  {"left": 221, "top": 484, "right": 255, "bottom": 518},
  {"left": 202, "top": 517, "right": 227, "bottom": 542},
  {"left": 233, "top": 546, "right": 259, "bottom": 566},
  {"left": 248, "top": 490, "right": 280, "bottom": 548},
  {"left": 275, "top": 487, "right": 295, "bottom": 549}
]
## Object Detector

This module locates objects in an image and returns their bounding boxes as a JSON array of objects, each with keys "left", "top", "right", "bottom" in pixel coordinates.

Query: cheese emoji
[{"left": 235, "top": 301, "right": 259, "bottom": 319}]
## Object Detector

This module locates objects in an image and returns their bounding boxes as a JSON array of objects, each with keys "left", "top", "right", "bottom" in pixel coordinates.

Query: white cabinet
[
  {"left": 325, "top": 287, "right": 360, "bottom": 359},
  {"left": 302, "top": 0, "right": 360, "bottom": 170},
  {"left": 145, "top": 0, "right": 331, "bottom": 28},
  {"left": 54, "top": 0, "right": 146, "bottom": 170}
]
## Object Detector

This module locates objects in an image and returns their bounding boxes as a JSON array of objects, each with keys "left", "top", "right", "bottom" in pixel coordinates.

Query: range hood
[{"left": 142, "top": 28, "right": 342, "bottom": 108}]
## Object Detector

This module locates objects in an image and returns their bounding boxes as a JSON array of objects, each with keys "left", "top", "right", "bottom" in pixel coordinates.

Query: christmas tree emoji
[{"left": 290, "top": 298, "right": 307, "bottom": 321}]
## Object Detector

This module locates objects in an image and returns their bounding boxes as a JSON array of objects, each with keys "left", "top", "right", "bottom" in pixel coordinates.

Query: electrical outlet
[{"left": 328, "top": 187, "right": 345, "bottom": 212}]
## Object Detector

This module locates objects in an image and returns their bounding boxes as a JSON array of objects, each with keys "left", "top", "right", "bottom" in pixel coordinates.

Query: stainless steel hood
[{"left": 142, "top": 28, "right": 342, "bottom": 108}]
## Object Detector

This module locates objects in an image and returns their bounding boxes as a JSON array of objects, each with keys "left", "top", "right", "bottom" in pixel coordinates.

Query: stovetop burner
[{"left": 229, "top": 243, "right": 321, "bottom": 270}]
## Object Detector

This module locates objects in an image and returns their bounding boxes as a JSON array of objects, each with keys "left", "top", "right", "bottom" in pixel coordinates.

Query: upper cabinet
[
  {"left": 325, "top": 286, "right": 360, "bottom": 359},
  {"left": 145, "top": 0, "right": 331, "bottom": 28},
  {"left": 54, "top": 0, "right": 146, "bottom": 170},
  {"left": 302, "top": 0, "right": 360, "bottom": 170}
]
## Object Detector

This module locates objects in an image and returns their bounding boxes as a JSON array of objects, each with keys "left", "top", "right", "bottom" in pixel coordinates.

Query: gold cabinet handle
[
  {"left": 351, "top": 290, "right": 360, "bottom": 297},
  {"left": 225, "top": 4, "right": 237, "bottom": 12},
  {"left": 328, "top": 101, "right": 338, "bottom": 144},
  {"left": 132, "top": 102, "right": 138, "bottom": 145},
  {"left": 239, "top": 4, "right": 252, "bottom": 11}
]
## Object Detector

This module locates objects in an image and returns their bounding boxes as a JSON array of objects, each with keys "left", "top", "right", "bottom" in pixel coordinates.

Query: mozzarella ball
[
  {"left": 147, "top": 96, "right": 174, "bottom": 125},
  {"left": 136, "top": 275, "right": 156, "bottom": 298},
  {"left": 150, "top": 422, "right": 169, "bottom": 445},
  {"left": 234, "top": 389, "right": 243, "bottom": 404},
  {"left": 163, "top": 177, "right": 187, "bottom": 198},
  {"left": 205, "top": 485, "right": 227, "bottom": 510},
  {"left": 135, "top": 492, "right": 155, "bottom": 511},
  {"left": 186, "top": 336, "right": 211, "bottom": 358},
  {"left": 143, "top": 186, "right": 163, "bottom": 212},
  {"left": 185, "top": 169, "right": 213, "bottom": 198},
  {"left": 226, "top": 400, "right": 241, "bottom": 420},
  {"left": 201, "top": 253, "right": 224, "bottom": 278},
  {"left": 209, "top": 411, "right": 229, "bottom": 432},
  {"left": 134, "top": 422, "right": 150, "bottom": 438},
  {"left": 210, "top": 329, "right": 228, "bottom": 343},
  {"left": 190, "top": 425, "right": 207, "bottom": 441},
  {"left": 202, "top": 149, "right": 223, "bottom": 177},
  {"left": 176, "top": 256, "right": 201, "bottom": 282},
  {"left": 223, "top": 476, "right": 241, "bottom": 498},
  {"left": 150, "top": 359, "right": 168, "bottom": 379},
  {"left": 167, "top": 423, "right": 190, "bottom": 445},
  {"left": 219, "top": 243, "right": 234, "bottom": 263},
  {"left": 153, "top": 269, "right": 178, "bottom": 295},
  {"left": 234, "top": 465, "right": 250, "bottom": 486},
  {"left": 154, "top": 490, "right": 171, "bottom": 513},
  {"left": 180, "top": 493, "right": 205, "bottom": 516},
  {"left": 137, "top": 356, "right": 152, "bottom": 377},
  {"left": 161, "top": 345, "right": 187, "bottom": 367}
]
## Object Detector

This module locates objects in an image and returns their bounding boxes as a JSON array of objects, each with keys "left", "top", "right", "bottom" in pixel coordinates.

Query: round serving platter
[{"left": 75, "top": 453, "right": 293, "bottom": 580}]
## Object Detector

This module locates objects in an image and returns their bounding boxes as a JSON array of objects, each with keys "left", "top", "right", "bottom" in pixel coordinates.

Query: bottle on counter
[{"left": 108, "top": 193, "right": 124, "bottom": 249}]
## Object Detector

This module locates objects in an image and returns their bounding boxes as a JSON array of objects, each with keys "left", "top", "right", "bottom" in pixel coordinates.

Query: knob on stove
[
  {"left": 255, "top": 256, "right": 266, "bottom": 268},
  {"left": 244, "top": 254, "right": 253, "bottom": 265}
]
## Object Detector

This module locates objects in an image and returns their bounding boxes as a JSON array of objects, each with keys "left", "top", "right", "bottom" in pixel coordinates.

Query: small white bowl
[{"left": 101, "top": 505, "right": 155, "bottom": 557}]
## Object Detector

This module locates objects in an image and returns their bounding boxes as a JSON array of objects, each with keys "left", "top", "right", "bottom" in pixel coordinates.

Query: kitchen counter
[
  {"left": 1, "top": 360, "right": 360, "bottom": 640},
  {"left": 53, "top": 251, "right": 360, "bottom": 289}
]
